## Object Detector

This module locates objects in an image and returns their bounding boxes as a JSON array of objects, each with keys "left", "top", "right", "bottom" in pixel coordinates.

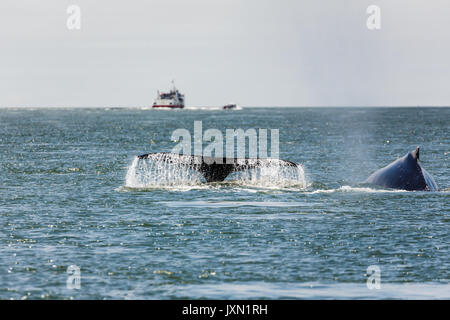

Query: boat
[
  {"left": 223, "top": 103, "right": 239, "bottom": 110},
  {"left": 152, "top": 81, "right": 185, "bottom": 109}
]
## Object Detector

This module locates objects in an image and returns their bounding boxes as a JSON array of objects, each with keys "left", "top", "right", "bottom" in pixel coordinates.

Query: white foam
[
  {"left": 185, "top": 106, "right": 223, "bottom": 111},
  {"left": 308, "top": 186, "right": 408, "bottom": 194}
]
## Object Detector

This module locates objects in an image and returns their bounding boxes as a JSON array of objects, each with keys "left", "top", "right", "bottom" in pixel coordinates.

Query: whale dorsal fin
[{"left": 411, "top": 146, "right": 420, "bottom": 160}]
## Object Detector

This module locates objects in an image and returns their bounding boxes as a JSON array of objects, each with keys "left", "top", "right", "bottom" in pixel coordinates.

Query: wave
[
  {"left": 167, "top": 281, "right": 450, "bottom": 299},
  {"left": 307, "top": 186, "right": 409, "bottom": 194},
  {"left": 160, "top": 200, "right": 308, "bottom": 208},
  {"left": 7, "top": 167, "right": 83, "bottom": 175},
  {"left": 185, "top": 106, "right": 224, "bottom": 111}
]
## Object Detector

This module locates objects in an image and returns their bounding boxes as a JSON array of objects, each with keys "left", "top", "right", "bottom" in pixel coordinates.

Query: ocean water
[{"left": 0, "top": 107, "right": 448, "bottom": 299}]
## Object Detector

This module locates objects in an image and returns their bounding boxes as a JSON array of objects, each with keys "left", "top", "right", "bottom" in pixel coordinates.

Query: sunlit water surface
[{"left": 0, "top": 107, "right": 448, "bottom": 299}]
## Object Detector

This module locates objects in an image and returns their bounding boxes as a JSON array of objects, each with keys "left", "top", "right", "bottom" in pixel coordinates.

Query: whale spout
[
  {"left": 365, "top": 147, "right": 438, "bottom": 191},
  {"left": 137, "top": 152, "right": 300, "bottom": 183}
]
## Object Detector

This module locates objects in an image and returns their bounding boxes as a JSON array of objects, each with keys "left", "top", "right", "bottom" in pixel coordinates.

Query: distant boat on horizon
[
  {"left": 152, "top": 81, "right": 185, "bottom": 109},
  {"left": 223, "top": 103, "right": 241, "bottom": 110}
]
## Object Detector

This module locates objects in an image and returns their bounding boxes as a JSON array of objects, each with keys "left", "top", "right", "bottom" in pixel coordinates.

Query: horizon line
[{"left": 0, "top": 105, "right": 449, "bottom": 109}]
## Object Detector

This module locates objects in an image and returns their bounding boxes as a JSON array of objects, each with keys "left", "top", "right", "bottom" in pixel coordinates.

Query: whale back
[{"left": 365, "top": 147, "right": 437, "bottom": 191}]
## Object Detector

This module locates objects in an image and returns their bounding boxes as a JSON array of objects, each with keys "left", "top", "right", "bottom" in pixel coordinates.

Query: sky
[{"left": 0, "top": 0, "right": 449, "bottom": 107}]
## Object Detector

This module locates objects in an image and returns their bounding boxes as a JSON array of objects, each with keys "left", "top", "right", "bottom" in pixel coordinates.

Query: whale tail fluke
[{"left": 137, "top": 152, "right": 299, "bottom": 183}]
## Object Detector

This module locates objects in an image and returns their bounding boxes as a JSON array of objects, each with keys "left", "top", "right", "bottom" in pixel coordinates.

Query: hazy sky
[{"left": 1, "top": 0, "right": 449, "bottom": 107}]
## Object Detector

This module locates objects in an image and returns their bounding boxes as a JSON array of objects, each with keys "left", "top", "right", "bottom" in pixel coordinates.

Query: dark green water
[{"left": 0, "top": 107, "right": 448, "bottom": 299}]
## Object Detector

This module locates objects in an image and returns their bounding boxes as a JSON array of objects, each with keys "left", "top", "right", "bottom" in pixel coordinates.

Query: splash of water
[
  {"left": 125, "top": 156, "right": 204, "bottom": 188},
  {"left": 228, "top": 160, "right": 307, "bottom": 188},
  {"left": 125, "top": 155, "right": 307, "bottom": 189}
]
